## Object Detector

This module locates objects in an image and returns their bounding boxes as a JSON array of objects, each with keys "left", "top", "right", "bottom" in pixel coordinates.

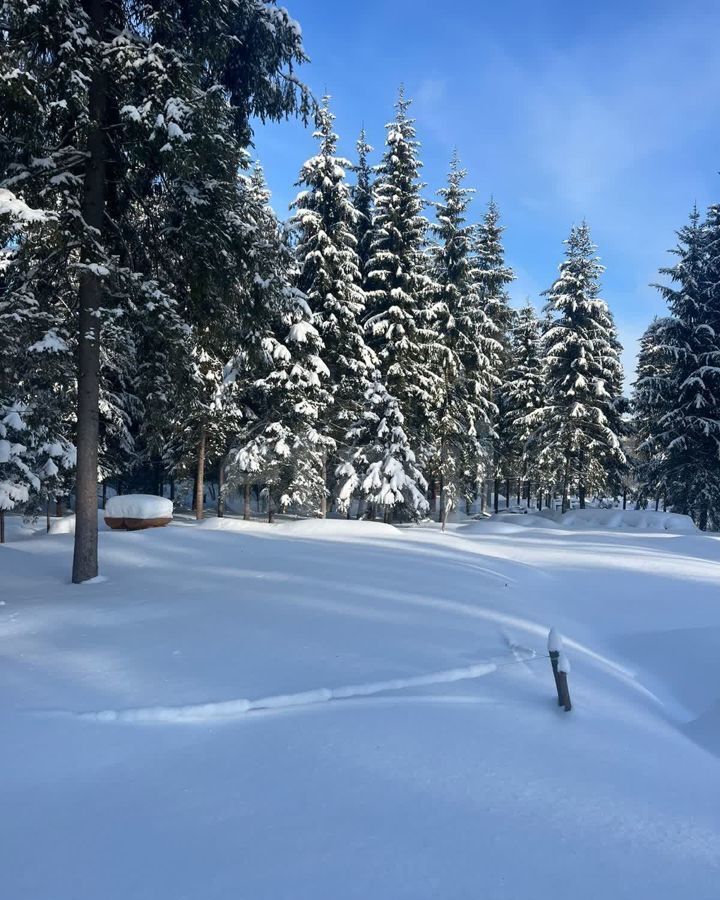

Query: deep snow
[{"left": 1, "top": 512, "right": 719, "bottom": 899}]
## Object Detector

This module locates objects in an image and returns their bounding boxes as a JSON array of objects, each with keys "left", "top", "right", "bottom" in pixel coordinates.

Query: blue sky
[{"left": 253, "top": 0, "right": 720, "bottom": 383}]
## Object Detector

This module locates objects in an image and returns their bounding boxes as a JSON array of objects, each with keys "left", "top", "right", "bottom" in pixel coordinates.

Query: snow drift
[{"left": 559, "top": 508, "right": 697, "bottom": 532}]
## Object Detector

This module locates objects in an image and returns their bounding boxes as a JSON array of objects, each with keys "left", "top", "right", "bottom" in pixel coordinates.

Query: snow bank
[
  {"left": 105, "top": 494, "right": 173, "bottom": 520},
  {"left": 197, "top": 517, "right": 269, "bottom": 533},
  {"left": 48, "top": 510, "right": 109, "bottom": 535},
  {"left": 458, "top": 514, "right": 560, "bottom": 535},
  {"left": 559, "top": 509, "right": 697, "bottom": 533},
  {"left": 276, "top": 518, "right": 396, "bottom": 539}
]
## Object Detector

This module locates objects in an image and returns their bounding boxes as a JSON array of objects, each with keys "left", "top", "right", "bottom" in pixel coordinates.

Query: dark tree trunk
[
  {"left": 578, "top": 451, "right": 586, "bottom": 509},
  {"left": 267, "top": 489, "right": 274, "bottom": 523},
  {"left": 0, "top": 509, "right": 5, "bottom": 544},
  {"left": 517, "top": 479, "right": 521, "bottom": 506},
  {"left": 217, "top": 457, "right": 225, "bottom": 518},
  {"left": 622, "top": 487, "right": 627, "bottom": 510},
  {"left": 169, "top": 475, "right": 175, "bottom": 502},
  {"left": 72, "top": 0, "right": 108, "bottom": 583},
  {"left": 102, "top": 482, "right": 107, "bottom": 509},
  {"left": 195, "top": 425, "right": 206, "bottom": 521},
  {"left": 699, "top": 505, "right": 708, "bottom": 531},
  {"left": 46, "top": 499, "right": 51, "bottom": 533},
  {"left": 505, "top": 478, "right": 510, "bottom": 511},
  {"left": 493, "top": 478, "right": 499, "bottom": 513},
  {"left": 655, "top": 496, "right": 660, "bottom": 512},
  {"left": 432, "top": 478, "right": 441, "bottom": 518},
  {"left": 319, "top": 454, "right": 327, "bottom": 518},
  {"left": 56, "top": 498, "right": 63, "bottom": 518},
  {"left": 561, "top": 454, "right": 571, "bottom": 514},
  {"left": 243, "top": 483, "right": 251, "bottom": 520}
]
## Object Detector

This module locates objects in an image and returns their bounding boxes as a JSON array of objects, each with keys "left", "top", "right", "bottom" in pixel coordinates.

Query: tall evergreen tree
[
  {"left": 290, "top": 96, "right": 376, "bottom": 511},
  {"left": 365, "top": 88, "right": 441, "bottom": 453},
  {"left": 471, "top": 200, "right": 515, "bottom": 504},
  {"left": 632, "top": 316, "right": 675, "bottom": 507},
  {"left": 352, "top": 128, "right": 374, "bottom": 280},
  {"left": 428, "top": 154, "right": 498, "bottom": 523},
  {"left": 649, "top": 206, "right": 720, "bottom": 528},
  {"left": 526, "top": 223, "right": 625, "bottom": 510},
  {"left": 501, "top": 303, "right": 545, "bottom": 496}
]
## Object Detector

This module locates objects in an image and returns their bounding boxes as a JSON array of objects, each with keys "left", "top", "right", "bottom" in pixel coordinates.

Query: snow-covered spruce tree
[
  {"left": 525, "top": 223, "right": 626, "bottom": 511},
  {"left": 365, "top": 88, "right": 442, "bottom": 458},
  {"left": 352, "top": 128, "right": 374, "bottom": 281},
  {"left": 501, "top": 302, "right": 545, "bottom": 501},
  {"left": 337, "top": 373, "right": 428, "bottom": 522},
  {"left": 650, "top": 206, "right": 720, "bottom": 528},
  {"left": 1, "top": 0, "right": 309, "bottom": 580},
  {"left": 427, "top": 154, "right": 498, "bottom": 524},
  {"left": 632, "top": 317, "right": 676, "bottom": 508},
  {"left": 471, "top": 200, "right": 515, "bottom": 506},
  {"left": 0, "top": 192, "right": 77, "bottom": 533},
  {"left": 290, "top": 96, "right": 377, "bottom": 512},
  {"left": 226, "top": 170, "right": 332, "bottom": 519}
]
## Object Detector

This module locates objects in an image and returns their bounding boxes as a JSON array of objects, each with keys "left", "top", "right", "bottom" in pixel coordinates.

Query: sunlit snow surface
[{"left": 1, "top": 511, "right": 719, "bottom": 899}]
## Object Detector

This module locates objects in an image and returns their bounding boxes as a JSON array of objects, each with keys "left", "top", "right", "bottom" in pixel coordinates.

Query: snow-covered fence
[{"left": 547, "top": 628, "right": 572, "bottom": 712}]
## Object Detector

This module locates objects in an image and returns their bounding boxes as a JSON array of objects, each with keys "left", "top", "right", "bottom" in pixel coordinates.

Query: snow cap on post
[
  {"left": 547, "top": 627, "right": 563, "bottom": 653},
  {"left": 557, "top": 652, "right": 571, "bottom": 674}
]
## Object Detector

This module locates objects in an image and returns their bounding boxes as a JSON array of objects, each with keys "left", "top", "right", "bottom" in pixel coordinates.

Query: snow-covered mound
[
  {"left": 277, "top": 517, "right": 396, "bottom": 539},
  {"left": 559, "top": 508, "right": 697, "bottom": 532},
  {"left": 197, "top": 516, "right": 268, "bottom": 533},
  {"left": 48, "top": 510, "right": 109, "bottom": 535},
  {"left": 105, "top": 494, "right": 173, "bottom": 520},
  {"left": 458, "top": 513, "right": 561, "bottom": 535}
]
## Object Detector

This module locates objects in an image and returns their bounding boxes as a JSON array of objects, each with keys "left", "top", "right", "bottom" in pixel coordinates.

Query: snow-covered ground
[{"left": 2, "top": 512, "right": 719, "bottom": 899}]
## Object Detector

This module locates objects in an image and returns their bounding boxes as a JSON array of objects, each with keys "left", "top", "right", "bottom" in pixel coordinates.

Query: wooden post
[
  {"left": 547, "top": 628, "right": 563, "bottom": 705},
  {"left": 557, "top": 653, "right": 572, "bottom": 712}
]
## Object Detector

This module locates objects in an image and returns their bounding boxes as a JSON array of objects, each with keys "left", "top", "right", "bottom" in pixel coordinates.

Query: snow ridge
[{"left": 82, "top": 662, "right": 498, "bottom": 724}]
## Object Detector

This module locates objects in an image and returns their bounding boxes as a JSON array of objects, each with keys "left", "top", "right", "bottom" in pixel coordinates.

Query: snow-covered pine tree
[
  {"left": 337, "top": 373, "right": 428, "bottom": 522},
  {"left": 290, "top": 96, "right": 377, "bottom": 512},
  {"left": 525, "top": 223, "right": 626, "bottom": 511},
  {"left": 632, "top": 317, "right": 676, "bottom": 508},
  {"left": 650, "top": 206, "right": 720, "bottom": 528},
  {"left": 471, "top": 200, "right": 515, "bottom": 507},
  {"left": 427, "top": 154, "right": 498, "bottom": 524},
  {"left": 226, "top": 168, "right": 332, "bottom": 519},
  {"left": 501, "top": 302, "right": 545, "bottom": 502},
  {"left": 365, "top": 88, "right": 441, "bottom": 457},
  {"left": 1, "top": 0, "right": 309, "bottom": 580},
  {"left": 352, "top": 129, "right": 374, "bottom": 280},
  {"left": 0, "top": 190, "right": 76, "bottom": 535}
]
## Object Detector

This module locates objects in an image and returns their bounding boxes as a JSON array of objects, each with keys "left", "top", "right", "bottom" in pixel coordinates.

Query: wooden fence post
[
  {"left": 547, "top": 627, "right": 563, "bottom": 704},
  {"left": 557, "top": 652, "right": 572, "bottom": 712}
]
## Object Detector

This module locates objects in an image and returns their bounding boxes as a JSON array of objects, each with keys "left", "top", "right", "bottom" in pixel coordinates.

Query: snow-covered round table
[{"left": 104, "top": 494, "right": 173, "bottom": 530}]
